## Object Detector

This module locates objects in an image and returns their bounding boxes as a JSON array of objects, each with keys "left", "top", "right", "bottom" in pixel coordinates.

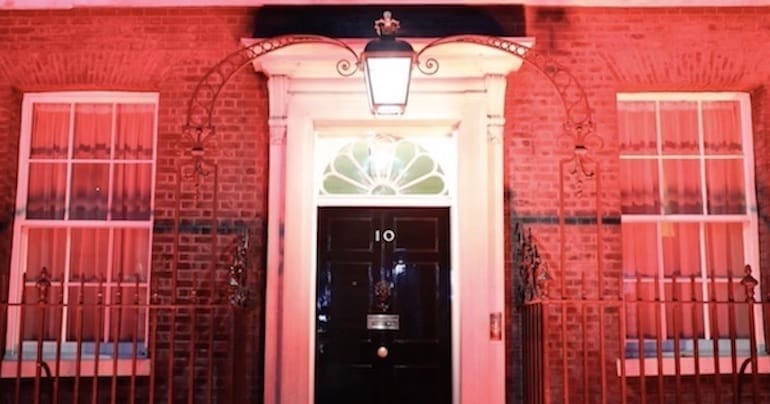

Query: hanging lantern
[{"left": 361, "top": 11, "right": 415, "bottom": 115}]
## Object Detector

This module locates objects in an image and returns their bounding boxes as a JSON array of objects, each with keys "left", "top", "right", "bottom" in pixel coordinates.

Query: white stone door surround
[{"left": 245, "top": 37, "right": 533, "bottom": 404}]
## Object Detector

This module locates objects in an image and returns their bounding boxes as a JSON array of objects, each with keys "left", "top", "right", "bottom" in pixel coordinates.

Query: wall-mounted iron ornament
[
  {"left": 514, "top": 223, "right": 552, "bottom": 304},
  {"left": 228, "top": 233, "right": 252, "bottom": 308}
]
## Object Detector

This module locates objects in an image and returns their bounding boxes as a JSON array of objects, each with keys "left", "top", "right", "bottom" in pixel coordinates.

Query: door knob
[{"left": 376, "top": 346, "right": 388, "bottom": 358}]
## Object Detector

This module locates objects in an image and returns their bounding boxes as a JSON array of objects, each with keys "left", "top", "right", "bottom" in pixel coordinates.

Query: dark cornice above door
[{"left": 250, "top": 5, "right": 527, "bottom": 38}]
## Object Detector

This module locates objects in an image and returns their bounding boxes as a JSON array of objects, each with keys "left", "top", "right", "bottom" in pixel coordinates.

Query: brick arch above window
[{"left": 0, "top": 51, "right": 179, "bottom": 90}]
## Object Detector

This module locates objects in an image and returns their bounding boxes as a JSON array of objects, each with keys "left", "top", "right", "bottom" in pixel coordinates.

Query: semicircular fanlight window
[{"left": 320, "top": 135, "right": 447, "bottom": 196}]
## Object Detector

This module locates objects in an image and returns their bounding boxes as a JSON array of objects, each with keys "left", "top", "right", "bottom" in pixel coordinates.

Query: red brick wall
[
  {"left": 0, "top": 86, "right": 20, "bottom": 375},
  {"left": 505, "top": 6, "right": 770, "bottom": 403},
  {"left": 0, "top": 88, "right": 20, "bottom": 304},
  {"left": 0, "top": 7, "right": 268, "bottom": 401},
  {"left": 1, "top": 4, "right": 770, "bottom": 404}
]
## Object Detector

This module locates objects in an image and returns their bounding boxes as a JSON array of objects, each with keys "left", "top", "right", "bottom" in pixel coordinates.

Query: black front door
[{"left": 315, "top": 207, "right": 451, "bottom": 404}]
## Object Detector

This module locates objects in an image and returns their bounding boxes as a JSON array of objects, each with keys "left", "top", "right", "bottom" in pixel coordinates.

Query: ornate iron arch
[
  {"left": 182, "top": 34, "right": 598, "bottom": 158},
  {"left": 415, "top": 35, "right": 596, "bottom": 150},
  {"left": 182, "top": 35, "right": 360, "bottom": 148}
]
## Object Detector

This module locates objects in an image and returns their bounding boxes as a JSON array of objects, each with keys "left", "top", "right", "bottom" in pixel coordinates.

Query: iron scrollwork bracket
[
  {"left": 416, "top": 35, "right": 595, "bottom": 141},
  {"left": 415, "top": 34, "right": 601, "bottom": 188},
  {"left": 184, "top": 34, "right": 361, "bottom": 145},
  {"left": 181, "top": 35, "right": 362, "bottom": 191}
]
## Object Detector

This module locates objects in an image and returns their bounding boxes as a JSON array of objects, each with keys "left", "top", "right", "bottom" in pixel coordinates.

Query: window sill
[
  {"left": 0, "top": 358, "right": 151, "bottom": 378},
  {"left": 617, "top": 355, "right": 770, "bottom": 377}
]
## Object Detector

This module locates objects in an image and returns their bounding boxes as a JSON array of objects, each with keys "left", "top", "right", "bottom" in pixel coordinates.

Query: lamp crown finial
[{"left": 374, "top": 10, "right": 400, "bottom": 38}]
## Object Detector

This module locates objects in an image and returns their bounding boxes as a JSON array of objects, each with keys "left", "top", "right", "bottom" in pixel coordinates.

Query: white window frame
[
  {"left": 617, "top": 92, "right": 766, "bottom": 375},
  {"left": 3, "top": 91, "right": 158, "bottom": 373}
]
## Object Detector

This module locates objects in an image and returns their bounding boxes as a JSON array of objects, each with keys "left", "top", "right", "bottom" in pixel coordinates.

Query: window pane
[
  {"left": 703, "top": 101, "right": 742, "bottom": 155},
  {"left": 115, "top": 104, "right": 154, "bottom": 160},
  {"left": 393, "top": 141, "right": 417, "bottom": 171},
  {"left": 622, "top": 223, "right": 658, "bottom": 277},
  {"left": 322, "top": 173, "right": 368, "bottom": 194},
  {"left": 110, "top": 286, "right": 147, "bottom": 342},
  {"left": 660, "top": 101, "right": 699, "bottom": 155},
  {"left": 26, "top": 228, "right": 67, "bottom": 282},
  {"left": 69, "top": 228, "right": 109, "bottom": 282},
  {"left": 714, "top": 284, "right": 751, "bottom": 338},
  {"left": 705, "top": 223, "right": 745, "bottom": 277},
  {"left": 706, "top": 158, "right": 745, "bottom": 214},
  {"left": 617, "top": 101, "right": 657, "bottom": 155},
  {"left": 662, "top": 159, "right": 702, "bottom": 214},
  {"left": 66, "top": 286, "right": 104, "bottom": 341},
  {"left": 30, "top": 103, "right": 70, "bottom": 159},
  {"left": 112, "top": 163, "right": 152, "bottom": 220},
  {"left": 70, "top": 163, "right": 109, "bottom": 219},
  {"left": 23, "top": 286, "right": 63, "bottom": 340},
  {"left": 27, "top": 162, "right": 66, "bottom": 219},
  {"left": 400, "top": 176, "right": 445, "bottom": 195},
  {"left": 664, "top": 281, "right": 705, "bottom": 338},
  {"left": 112, "top": 228, "right": 150, "bottom": 282},
  {"left": 620, "top": 159, "right": 660, "bottom": 214},
  {"left": 624, "top": 282, "right": 659, "bottom": 339},
  {"left": 73, "top": 103, "right": 112, "bottom": 159},
  {"left": 662, "top": 222, "right": 701, "bottom": 277}
]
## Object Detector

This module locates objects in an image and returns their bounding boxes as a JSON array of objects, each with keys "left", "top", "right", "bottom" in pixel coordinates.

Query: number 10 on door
[{"left": 374, "top": 229, "right": 396, "bottom": 242}]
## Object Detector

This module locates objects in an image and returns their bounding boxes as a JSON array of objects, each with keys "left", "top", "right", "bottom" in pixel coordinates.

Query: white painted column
[
  {"left": 456, "top": 92, "right": 489, "bottom": 404},
  {"left": 485, "top": 73, "right": 507, "bottom": 404},
  {"left": 264, "top": 75, "right": 289, "bottom": 404},
  {"left": 281, "top": 95, "right": 316, "bottom": 404}
]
